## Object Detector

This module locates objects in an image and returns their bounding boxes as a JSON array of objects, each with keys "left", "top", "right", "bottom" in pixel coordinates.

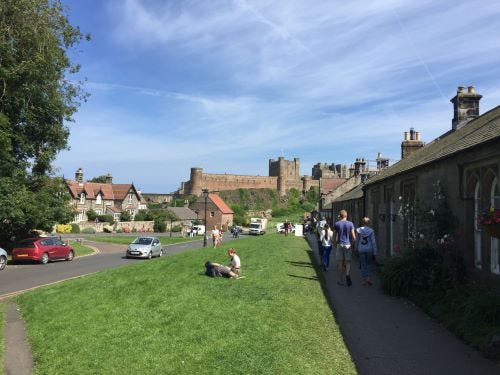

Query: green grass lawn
[
  {"left": 90, "top": 235, "right": 196, "bottom": 246},
  {"left": 17, "top": 234, "right": 356, "bottom": 374},
  {"left": 67, "top": 240, "right": 95, "bottom": 257}
]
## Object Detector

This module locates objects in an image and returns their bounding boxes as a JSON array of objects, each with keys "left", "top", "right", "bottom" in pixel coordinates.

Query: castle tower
[
  {"left": 451, "top": 85, "right": 482, "bottom": 131},
  {"left": 188, "top": 167, "right": 203, "bottom": 196}
]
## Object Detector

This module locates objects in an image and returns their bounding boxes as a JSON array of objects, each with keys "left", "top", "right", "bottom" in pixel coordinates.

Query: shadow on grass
[
  {"left": 285, "top": 260, "right": 314, "bottom": 268},
  {"left": 301, "top": 235, "right": 339, "bottom": 316},
  {"left": 287, "top": 274, "right": 319, "bottom": 281}
]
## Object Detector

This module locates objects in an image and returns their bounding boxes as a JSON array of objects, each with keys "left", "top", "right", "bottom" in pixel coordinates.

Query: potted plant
[{"left": 479, "top": 208, "right": 500, "bottom": 238}]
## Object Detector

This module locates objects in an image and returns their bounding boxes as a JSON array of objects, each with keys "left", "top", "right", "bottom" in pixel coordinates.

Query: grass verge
[
  {"left": 90, "top": 236, "right": 195, "bottom": 246},
  {"left": 17, "top": 234, "right": 356, "bottom": 374},
  {"left": 67, "top": 240, "right": 95, "bottom": 257}
]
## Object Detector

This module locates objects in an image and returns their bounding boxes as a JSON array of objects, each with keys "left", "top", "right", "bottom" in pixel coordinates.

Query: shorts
[{"left": 336, "top": 244, "right": 352, "bottom": 262}]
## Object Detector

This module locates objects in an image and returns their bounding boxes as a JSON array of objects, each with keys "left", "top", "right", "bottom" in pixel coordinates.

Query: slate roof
[
  {"left": 321, "top": 178, "right": 347, "bottom": 193},
  {"left": 333, "top": 183, "right": 364, "bottom": 202},
  {"left": 209, "top": 194, "right": 234, "bottom": 214},
  {"left": 366, "top": 105, "right": 500, "bottom": 185},
  {"left": 167, "top": 207, "right": 198, "bottom": 221}
]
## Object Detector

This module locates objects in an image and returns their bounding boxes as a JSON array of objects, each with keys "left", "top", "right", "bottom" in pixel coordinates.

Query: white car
[
  {"left": 0, "top": 247, "right": 7, "bottom": 271},
  {"left": 126, "top": 237, "right": 163, "bottom": 259}
]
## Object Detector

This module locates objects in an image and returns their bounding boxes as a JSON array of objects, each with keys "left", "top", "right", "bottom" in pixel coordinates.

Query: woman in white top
[
  {"left": 228, "top": 247, "right": 241, "bottom": 275},
  {"left": 320, "top": 223, "right": 334, "bottom": 271}
]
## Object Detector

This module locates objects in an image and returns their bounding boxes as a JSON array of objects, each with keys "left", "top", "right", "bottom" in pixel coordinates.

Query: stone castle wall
[
  {"left": 179, "top": 156, "right": 339, "bottom": 196},
  {"left": 199, "top": 173, "right": 278, "bottom": 194}
]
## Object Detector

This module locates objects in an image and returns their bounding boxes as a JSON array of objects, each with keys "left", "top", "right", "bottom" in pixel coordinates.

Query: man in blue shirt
[{"left": 333, "top": 210, "right": 356, "bottom": 286}]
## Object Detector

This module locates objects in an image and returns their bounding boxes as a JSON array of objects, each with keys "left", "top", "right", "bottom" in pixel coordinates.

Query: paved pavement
[{"left": 306, "top": 233, "right": 499, "bottom": 375}]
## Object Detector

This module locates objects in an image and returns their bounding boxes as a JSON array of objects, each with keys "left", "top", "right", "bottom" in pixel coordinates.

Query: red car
[{"left": 12, "top": 237, "right": 75, "bottom": 264}]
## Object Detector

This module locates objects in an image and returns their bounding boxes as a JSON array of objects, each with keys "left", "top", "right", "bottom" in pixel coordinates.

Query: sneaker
[{"left": 346, "top": 275, "right": 352, "bottom": 287}]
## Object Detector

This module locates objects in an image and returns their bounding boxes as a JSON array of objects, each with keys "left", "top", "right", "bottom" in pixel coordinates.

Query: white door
[
  {"left": 474, "top": 182, "right": 482, "bottom": 269},
  {"left": 491, "top": 178, "right": 499, "bottom": 274}
]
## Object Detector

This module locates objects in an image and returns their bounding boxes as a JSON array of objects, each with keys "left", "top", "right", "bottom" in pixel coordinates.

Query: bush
[
  {"left": 97, "top": 214, "right": 114, "bottom": 225},
  {"left": 379, "top": 243, "right": 500, "bottom": 359},
  {"left": 81, "top": 227, "right": 96, "bottom": 234},
  {"left": 380, "top": 243, "right": 465, "bottom": 299},
  {"left": 86, "top": 209, "right": 97, "bottom": 222},
  {"left": 171, "top": 224, "right": 181, "bottom": 232},
  {"left": 116, "top": 228, "right": 123, "bottom": 233},
  {"left": 120, "top": 211, "right": 131, "bottom": 222},
  {"left": 56, "top": 224, "right": 72, "bottom": 233},
  {"left": 71, "top": 224, "right": 80, "bottom": 234},
  {"left": 154, "top": 218, "right": 166, "bottom": 233},
  {"left": 131, "top": 227, "right": 137, "bottom": 233}
]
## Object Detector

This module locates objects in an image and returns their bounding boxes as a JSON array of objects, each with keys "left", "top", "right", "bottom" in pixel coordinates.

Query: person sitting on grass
[
  {"left": 205, "top": 261, "right": 239, "bottom": 279},
  {"left": 228, "top": 247, "right": 241, "bottom": 276}
]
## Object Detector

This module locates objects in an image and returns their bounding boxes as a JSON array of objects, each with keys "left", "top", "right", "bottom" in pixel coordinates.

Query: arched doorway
[
  {"left": 474, "top": 182, "right": 482, "bottom": 269},
  {"left": 491, "top": 177, "right": 499, "bottom": 274}
]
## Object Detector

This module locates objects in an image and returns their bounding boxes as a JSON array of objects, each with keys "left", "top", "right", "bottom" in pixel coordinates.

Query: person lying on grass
[{"left": 205, "top": 261, "right": 239, "bottom": 279}]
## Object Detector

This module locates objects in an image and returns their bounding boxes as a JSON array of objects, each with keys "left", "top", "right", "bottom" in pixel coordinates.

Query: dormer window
[
  {"left": 79, "top": 193, "right": 85, "bottom": 204},
  {"left": 96, "top": 193, "right": 102, "bottom": 205}
]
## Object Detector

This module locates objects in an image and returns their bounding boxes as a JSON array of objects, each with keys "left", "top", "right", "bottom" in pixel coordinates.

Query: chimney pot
[
  {"left": 457, "top": 86, "right": 465, "bottom": 94},
  {"left": 416, "top": 132, "right": 421, "bottom": 141},
  {"left": 404, "top": 131, "right": 409, "bottom": 141},
  {"left": 468, "top": 85, "right": 475, "bottom": 94}
]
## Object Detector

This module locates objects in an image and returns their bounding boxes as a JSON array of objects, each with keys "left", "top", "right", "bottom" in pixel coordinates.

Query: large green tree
[{"left": 0, "top": 0, "right": 88, "bottom": 246}]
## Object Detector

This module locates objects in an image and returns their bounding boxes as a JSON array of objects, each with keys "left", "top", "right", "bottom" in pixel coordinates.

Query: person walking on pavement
[
  {"left": 320, "top": 223, "right": 334, "bottom": 271},
  {"left": 333, "top": 210, "right": 356, "bottom": 286},
  {"left": 356, "top": 217, "right": 378, "bottom": 286}
]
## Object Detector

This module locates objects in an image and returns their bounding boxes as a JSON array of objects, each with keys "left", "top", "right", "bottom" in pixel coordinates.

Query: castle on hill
[{"left": 177, "top": 155, "right": 389, "bottom": 196}]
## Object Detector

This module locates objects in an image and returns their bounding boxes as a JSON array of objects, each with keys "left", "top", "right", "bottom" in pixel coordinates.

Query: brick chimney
[
  {"left": 401, "top": 128, "right": 424, "bottom": 159},
  {"left": 75, "top": 167, "right": 83, "bottom": 183},
  {"left": 451, "top": 85, "right": 482, "bottom": 131}
]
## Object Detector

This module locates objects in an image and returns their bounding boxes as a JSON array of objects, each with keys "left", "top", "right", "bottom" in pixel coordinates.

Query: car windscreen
[
  {"left": 250, "top": 223, "right": 260, "bottom": 228},
  {"left": 15, "top": 239, "right": 36, "bottom": 248},
  {"left": 132, "top": 237, "right": 153, "bottom": 245}
]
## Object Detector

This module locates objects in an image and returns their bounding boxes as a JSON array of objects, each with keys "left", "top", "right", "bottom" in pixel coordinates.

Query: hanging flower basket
[
  {"left": 484, "top": 224, "right": 500, "bottom": 239},
  {"left": 479, "top": 208, "right": 500, "bottom": 238}
]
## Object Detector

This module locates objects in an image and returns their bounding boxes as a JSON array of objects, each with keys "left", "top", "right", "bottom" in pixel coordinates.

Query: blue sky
[{"left": 55, "top": 0, "right": 500, "bottom": 193}]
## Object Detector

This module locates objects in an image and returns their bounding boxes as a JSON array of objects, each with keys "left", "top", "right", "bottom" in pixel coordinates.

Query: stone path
[
  {"left": 306, "top": 233, "right": 499, "bottom": 375},
  {"left": 4, "top": 303, "right": 33, "bottom": 375}
]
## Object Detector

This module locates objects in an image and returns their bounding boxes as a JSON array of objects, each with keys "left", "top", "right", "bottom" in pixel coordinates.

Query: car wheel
[
  {"left": 148, "top": 251, "right": 152, "bottom": 260},
  {"left": 66, "top": 250, "right": 74, "bottom": 261},
  {"left": 40, "top": 252, "right": 49, "bottom": 264},
  {"left": 159, "top": 248, "right": 163, "bottom": 257},
  {"left": 0, "top": 255, "right": 6, "bottom": 270}
]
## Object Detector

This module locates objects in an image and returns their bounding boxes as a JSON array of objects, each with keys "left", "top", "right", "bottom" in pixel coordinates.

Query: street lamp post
[
  {"left": 195, "top": 209, "right": 199, "bottom": 225},
  {"left": 202, "top": 189, "right": 209, "bottom": 247}
]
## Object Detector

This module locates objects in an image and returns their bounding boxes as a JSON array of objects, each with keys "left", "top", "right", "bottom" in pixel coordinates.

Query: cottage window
[
  {"left": 95, "top": 209, "right": 102, "bottom": 215},
  {"left": 491, "top": 177, "right": 499, "bottom": 275},
  {"left": 128, "top": 193, "right": 133, "bottom": 204},
  {"left": 96, "top": 194, "right": 102, "bottom": 205},
  {"left": 79, "top": 193, "right": 85, "bottom": 204},
  {"left": 210, "top": 212, "right": 215, "bottom": 217}
]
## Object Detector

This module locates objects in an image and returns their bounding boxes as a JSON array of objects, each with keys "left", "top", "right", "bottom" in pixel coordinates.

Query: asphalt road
[{"left": 0, "top": 237, "right": 218, "bottom": 300}]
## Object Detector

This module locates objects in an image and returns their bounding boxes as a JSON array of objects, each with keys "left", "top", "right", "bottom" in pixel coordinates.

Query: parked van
[{"left": 191, "top": 225, "right": 205, "bottom": 235}]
